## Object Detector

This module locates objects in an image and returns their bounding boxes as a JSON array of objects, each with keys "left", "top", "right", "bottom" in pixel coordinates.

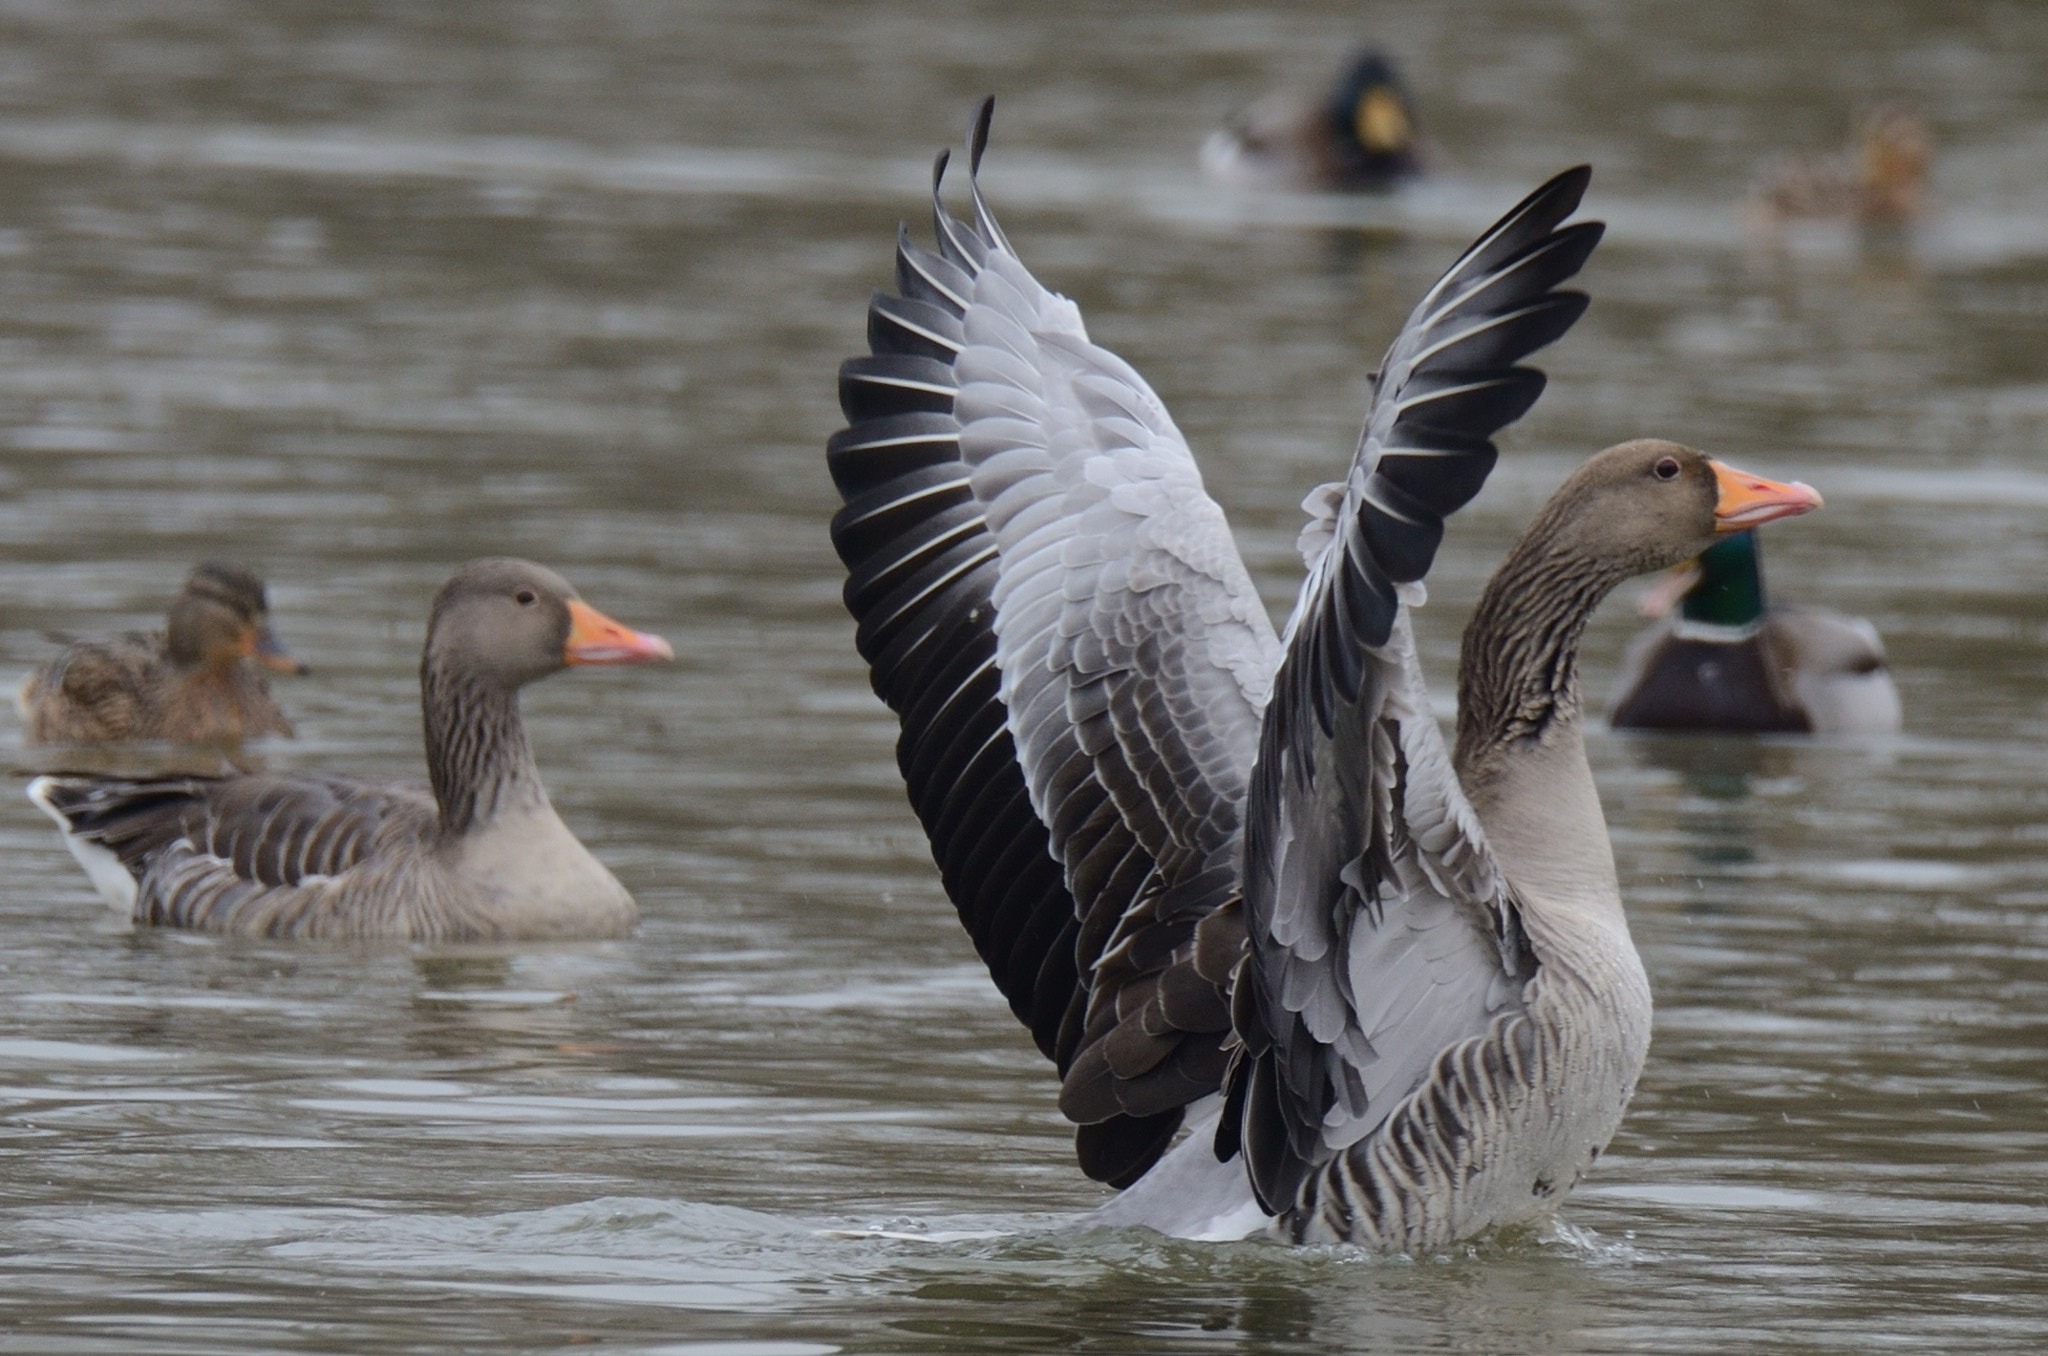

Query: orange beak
[
  {"left": 252, "top": 623, "right": 308, "bottom": 675},
  {"left": 563, "top": 598, "right": 674, "bottom": 666},
  {"left": 1710, "top": 460, "right": 1824, "bottom": 531}
]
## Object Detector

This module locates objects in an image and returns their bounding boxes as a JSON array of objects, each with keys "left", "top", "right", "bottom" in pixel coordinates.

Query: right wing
[
  {"left": 827, "top": 101, "right": 1281, "bottom": 1186},
  {"left": 1223, "top": 169, "right": 1604, "bottom": 1214}
]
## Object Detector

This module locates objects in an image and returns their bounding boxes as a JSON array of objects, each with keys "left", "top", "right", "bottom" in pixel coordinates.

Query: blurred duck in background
[
  {"left": 18, "top": 560, "right": 306, "bottom": 747},
  {"left": 1608, "top": 528, "right": 1901, "bottom": 735},
  {"left": 1201, "top": 47, "right": 1424, "bottom": 191},
  {"left": 1748, "top": 101, "right": 1929, "bottom": 230}
]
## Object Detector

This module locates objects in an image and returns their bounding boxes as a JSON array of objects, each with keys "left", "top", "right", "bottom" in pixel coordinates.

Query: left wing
[{"left": 828, "top": 101, "right": 1279, "bottom": 1186}]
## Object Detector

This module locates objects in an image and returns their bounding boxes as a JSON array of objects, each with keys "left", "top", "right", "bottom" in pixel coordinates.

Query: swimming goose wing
[
  {"left": 1227, "top": 168, "right": 1603, "bottom": 1215},
  {"left": 829, "top": 101, "right": 1281, "bottom": 1186},
  {"left": 30, "top": 772, "right": 438, "bottom": 937}
]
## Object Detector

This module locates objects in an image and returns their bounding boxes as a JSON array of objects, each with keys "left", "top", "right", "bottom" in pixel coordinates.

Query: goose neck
[
  {"left": 1453, "top": 533, "right": 1632, "bottom": 939},
  {"left": 1454, "top": 535, "right": 1621, "bottom": 764},
  {"left": 420, "top": 658, "right": 543, "bottom": 838}
]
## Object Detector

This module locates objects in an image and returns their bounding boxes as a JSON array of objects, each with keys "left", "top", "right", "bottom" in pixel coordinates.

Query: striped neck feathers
[
  {"left": 420, "top": 657, "right": 545, "bottom": 838},
  {"left": 1455, "top": 522, "right": 1636, "bottom": 764}
]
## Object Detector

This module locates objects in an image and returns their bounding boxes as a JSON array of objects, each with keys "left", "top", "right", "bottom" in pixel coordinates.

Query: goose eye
[
  {"left": 515, "top": 589, "right": 537, "bottom": 606},
  {"left": 1653, "top": 456, "right": 1681, "bottom": 481}
]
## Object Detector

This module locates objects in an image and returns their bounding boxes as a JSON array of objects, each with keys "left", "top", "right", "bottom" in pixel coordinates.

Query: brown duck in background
[
  {"left": 29, "top": 558, "right": 671, "bottom": 942},
  {"left": 18, "top": 561, "right": 306, "bottom": 747},
  {"left": 1749, "top": 102, "right": 1929, "bottom": 230}
]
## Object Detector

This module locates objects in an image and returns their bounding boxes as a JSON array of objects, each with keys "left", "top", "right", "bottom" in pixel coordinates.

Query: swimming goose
[
  {"left": 1608, "top": 528, "right": 1899, "bottom": 734},
  {"left": 28, "top": 558, "right": 672, "bottom": 942},
  {"left": 19, "top": 561, "right": 305, "bottom": 747},
  {"left": 1200, "top": 47, "right": 1423, "bottom": 192},
  {"left": 828, "top": 102, "right": 1822, "bottom": 1249}
]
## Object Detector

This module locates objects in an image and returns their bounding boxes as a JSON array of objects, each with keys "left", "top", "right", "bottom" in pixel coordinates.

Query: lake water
[{"left": 2, "top": 1, "right": 2047, "bottom": 1352}]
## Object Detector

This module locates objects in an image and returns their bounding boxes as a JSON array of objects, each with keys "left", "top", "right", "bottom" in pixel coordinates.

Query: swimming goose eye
[
  {"left": 515, "top": 589, "right": 537, "bottom": 606},
  {"left": 1653, "top": 456, "right": 1681, "bottom": 481}
]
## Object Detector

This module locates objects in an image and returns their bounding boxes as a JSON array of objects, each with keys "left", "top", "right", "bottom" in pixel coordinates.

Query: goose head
[
  {"left": 422, "top": 558, "right": 673, "bottom": 693},
  {"left": 1458, "top": 441, "right": 1823, "bottom": 764},
  {"left": 1526, "top": 439, "right": 1821, "bottom": 584},
  {"left": 165, "top": 561, "right": 305, "bottom": 676}
]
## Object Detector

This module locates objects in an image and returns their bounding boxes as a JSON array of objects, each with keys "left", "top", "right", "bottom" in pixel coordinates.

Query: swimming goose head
[
  {"left": 418, "top": 558, "right": 671, "bottom": 838},
  {"left": 421, "top": 558, "right": 673, "bottom": 694},
  {"left": 165, "top": 561, "right": 305, "bottom": 676}
]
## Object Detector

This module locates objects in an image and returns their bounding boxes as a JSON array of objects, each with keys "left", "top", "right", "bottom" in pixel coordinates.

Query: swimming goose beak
[
  {"left": 1710, "top": 461, "right": 1824, "bottom": 530},
  {"left": 252, "top": 623, "right": 309, "bottom": 675},
  {"left": 563, "top": 599, "right": 674, "bottom": 666}
]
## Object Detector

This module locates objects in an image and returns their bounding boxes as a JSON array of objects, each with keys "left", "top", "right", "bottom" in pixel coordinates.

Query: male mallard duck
[
  {"left": 18, "top": 561, "right": 305, "bottom": 747},
  {"left": 1749, "top": 102, "right": 1929, "bottom": 229},
  {"left": 1200, "top": 47, "right": 1423, "bottom": 191},
  {"left": 1608, "top": 528, "right": 1899, "bottom": 734},
  {"left": 29, "top": 559, "right": 672, "bottom": 941},
  {"left": 827, "top": 102, "right": 1822, "bottom": 1250}
]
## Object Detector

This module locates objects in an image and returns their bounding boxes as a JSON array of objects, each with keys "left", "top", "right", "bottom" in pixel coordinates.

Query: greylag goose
[
  {"left": 18, "top": 560, "right": 305, "bottom": 746},
  {"left": 827, "top": 102, "right": 1822, "bottom": 1249},
  {"left": 28, "top": 558, "right": 672, "bottom": 942},
  {"left": 1608, "top": 528, "right": 1899, "bottom": 734},
  {"left": 1200, "top": 48, "right": 1423, "bottom": 192}
]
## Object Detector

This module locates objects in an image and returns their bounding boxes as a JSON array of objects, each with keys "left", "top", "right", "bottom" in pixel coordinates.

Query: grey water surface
[{"left": 2, "top": 2, "right": 2047, "bottom": 1352}]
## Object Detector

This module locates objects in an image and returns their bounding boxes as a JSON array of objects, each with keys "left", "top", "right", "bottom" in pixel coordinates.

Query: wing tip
[
  {"left": 969, "top": 94, "right": 996, "bottom": 176},
  {"left": 1519, "top": 163, "right": 1594, "bottom": 233},
  {"left": 1549, "top": 162, "right": 1592, "bottom": 204}
]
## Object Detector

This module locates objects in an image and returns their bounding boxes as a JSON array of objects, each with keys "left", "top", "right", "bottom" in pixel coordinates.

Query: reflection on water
[
  {"left": 1, "top": 0, "right": 2047, "bottom": 1352},
  {"left": 1613, "top": 732, "right": 1805, "bottom": 868}
]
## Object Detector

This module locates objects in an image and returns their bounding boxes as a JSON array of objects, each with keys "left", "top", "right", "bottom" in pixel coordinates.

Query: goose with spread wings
[{"left": 828, "top": 102, "right": 1822, "bottom": 1250}]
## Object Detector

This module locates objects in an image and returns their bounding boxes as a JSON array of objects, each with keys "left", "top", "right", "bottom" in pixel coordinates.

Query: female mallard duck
[
  {"left": 29, "top": 558, "right": 672, "bottom": 942},
  {"left": 19, "top": 560, "right": 305, "bottom": 747},
  {"left": 1608, "top": 528, "right": 1899, "bottom": 734},
  {"left": 1749, "top": 101, "right": 1929, "bottom": 230},
  {"left": 827, "top": 102, "right": 1822, "bottom": 1250},
  {"left": 1200, "top": 47, "right": 1423, "bottom": 191}
]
